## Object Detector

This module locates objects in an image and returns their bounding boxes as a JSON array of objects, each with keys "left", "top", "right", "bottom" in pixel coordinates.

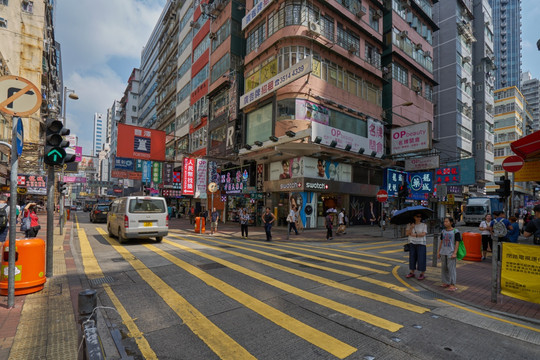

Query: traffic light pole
[
  {"left": 60, "top": 169, "right": 64, "bottom": 235},
  {"left": 46, "top": 166, "right": 55, "bottom": 277},
  {"left": 511, "top": 172, "right": 515, "bottom": 216},
  {"left": 7, "top": 115, "right": 18, "bottom": 308}
]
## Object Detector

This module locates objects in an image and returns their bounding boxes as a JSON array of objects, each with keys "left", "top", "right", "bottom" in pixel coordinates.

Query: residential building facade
[
  {"left": 521, "top": 71, "right": 539, "bottom": 132},
  {"left": 93, "top": 113, "right": 106, "bottom": 157}
]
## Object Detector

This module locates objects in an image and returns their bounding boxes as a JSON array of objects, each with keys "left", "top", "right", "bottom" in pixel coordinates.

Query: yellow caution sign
[{"left": 500, "top": 243, "right": 540, "bottom": 304}]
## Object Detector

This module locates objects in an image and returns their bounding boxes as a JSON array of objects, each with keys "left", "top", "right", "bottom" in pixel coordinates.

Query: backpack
[
  {"left": 492, "top": 219, "right": 508, "bottom": 238},
  {"left": 0, "top": 205, "right": 7, "bottom": 232}
]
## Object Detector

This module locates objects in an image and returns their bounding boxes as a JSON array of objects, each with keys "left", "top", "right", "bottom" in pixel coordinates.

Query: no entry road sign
[
  {"left": 377, "top": 189, "right": 388, "bottom": 203},
  {"left": 502, "top": 156, "right": 524, "bottom": 173}
]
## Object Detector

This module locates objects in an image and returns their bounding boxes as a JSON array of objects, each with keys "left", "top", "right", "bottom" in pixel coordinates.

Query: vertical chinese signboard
[
  {"left": 367, "top": 118, "right": 384, "bottom": 157},
  {"left": 142, "top": 161, "right": 152, "bottom": 183},
  {"left": 152, "top": 162, "right": 162, "bottom": 184},
  {"left": 195, "top": 159, "right": 207, "bottom": 199},
  {"left": 162, "top": 163, "right": 173, "bottom": 186},
  {"left": 182, "top": 157, "right": 195, "bottom": 196},
  {"left": 256, "top": 164, "right": 264, "bottom": 192}
]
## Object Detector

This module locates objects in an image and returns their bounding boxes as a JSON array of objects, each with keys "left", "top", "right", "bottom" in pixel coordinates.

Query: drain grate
[
  {"left": 89, "top": 276, "right": 116, "bottom": 286},
  {"left": 197, "top": 262, "right": 226, "bottom": 270},
  {"left": 280, "top": 253, "right": 301, "bottom": 258},
  {"left": 415, "top": 290, "right": 444, "bottom": 300}
]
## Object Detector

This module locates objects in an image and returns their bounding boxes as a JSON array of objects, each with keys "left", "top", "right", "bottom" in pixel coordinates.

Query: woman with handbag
[
  {"left": 21, "top": 203, "right": 40, "bottom": 238},
  {"left": 405, "top": 213, "right": 427, "bottom": 280}
]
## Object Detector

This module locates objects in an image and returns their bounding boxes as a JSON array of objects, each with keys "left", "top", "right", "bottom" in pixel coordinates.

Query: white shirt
[
  {"left": 338, "top": 212, "right": 344, "bottom": 225},
  {"left": 289, "top": 209, "right": 296, "bottom": 222},
  {"left": 479, "top": 220, "right": 491, "bottom": 235},
  {"left": 408, "top": 223, "right": 427, "bottom": 245}
]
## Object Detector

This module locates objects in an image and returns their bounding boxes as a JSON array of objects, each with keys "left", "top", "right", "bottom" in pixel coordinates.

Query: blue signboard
[
  {"left": 142, "top": 160, "right": 152, "bottom": 183},
  {"left": 114, "top": 157, "right": 134, "bottom": 171},
  {"left": 16, "top": 117, "right": 23, "bottom": 157},
  {"left": 408, "top": 172, "right": 433, "bottom": 200},
  {"left": 384, "top": 169, "right": 407, "bottom": 197},
  {"left": 447, "top": 158, "right": 475, "bottom": 185}
]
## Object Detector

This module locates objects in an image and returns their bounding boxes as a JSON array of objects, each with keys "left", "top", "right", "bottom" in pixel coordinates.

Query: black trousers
[
  {"left": 241, "top": 224, "right": 248, "bottom": 237},
  {"left": 288, "top": 222, "right": 298, "bottom": 235},
  {"left": 326, "top": 227, "right": 333, "bottom": 239}
]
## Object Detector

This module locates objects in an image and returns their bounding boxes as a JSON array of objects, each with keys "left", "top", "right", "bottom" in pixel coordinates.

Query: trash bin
[
  {"left": 67, "top": 208, "right": 70, "bottom": 220},
  {"left": 194, "top": 217, "right": 205, "bottom": 234},
  {"left": 0, "top": 238, "right": 46, "bottom": 296},
  {"left": 462, "top": 232, "right": 482, "bottom": 262}
]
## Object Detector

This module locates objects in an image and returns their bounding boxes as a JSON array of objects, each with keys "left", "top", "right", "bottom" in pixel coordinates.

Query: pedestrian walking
[
  {"left": 325, "top": 210, "right": 334, "bottom": 240},
  {"left": 261, "top": 207, "right": 275, "bottom": 241},
  {"left": 189, "top": 206, "right": 195, "bottom": 224},
  {"left": 405, "top": 213, "right": 427, "bottom": 280},
  {"left": 507, "top": 216, "right": 520, "bottom": 243},
  {"left": 22, "top": 203, "right": 41, "bottom": 238},
  {"left": 523, "top": 204, "right": 540, "bottom": 245},
  {"left": 210, "top": 208, "right": 220, "bottom": 235},
  {"left": 438, "top": 217, "right": 461, "bottom": 291},
  {"left": 479, "top": 214, "right": 492, "bottom": 260},
  {"left": 287, "top": 206, "right": 299, "bottom": 235},
  {"left": 336, "top": 208, "right": 347, "bottom": 235},
  {"left": 240, "top": 208, "right": 250, "bottom": 238},
  {"left": 0, "top": 195, "right": 12, "bottom": 244}
]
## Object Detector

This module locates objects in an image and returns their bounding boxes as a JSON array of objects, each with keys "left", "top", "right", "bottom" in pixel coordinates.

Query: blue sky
[{"left": 56, "top": 0, "right": 539, "bottom": 157}]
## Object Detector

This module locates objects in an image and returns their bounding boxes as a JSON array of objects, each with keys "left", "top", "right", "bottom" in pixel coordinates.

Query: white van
[{"left": 107, "top": 196, "right": 168, "bottom": 243}]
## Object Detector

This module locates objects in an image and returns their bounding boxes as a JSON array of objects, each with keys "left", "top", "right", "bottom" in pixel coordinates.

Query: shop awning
[{"left": 510, "top": 130, "right": 540, "bottom": 160}]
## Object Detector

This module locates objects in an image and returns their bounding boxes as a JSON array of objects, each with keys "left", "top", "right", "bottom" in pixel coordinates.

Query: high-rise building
[
  {"left": 120, "top": 68, "right": 141, "bottom": 126},
  {"left": 433, "top": 0, "right": 476, "bottom": 162},
  {"left": 488, "top": 0, "right": 522, "bottom": 89},
  {"left": 521, "top": 71, "right": 540, "bottom": 132},
  {"left": 93, "top": 113, "right": 105, "bottom": 157}
]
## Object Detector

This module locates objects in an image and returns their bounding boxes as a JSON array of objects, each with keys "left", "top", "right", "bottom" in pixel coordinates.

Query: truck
[{"left": 463, "top": 197, "right": 504, "bottom": 225}]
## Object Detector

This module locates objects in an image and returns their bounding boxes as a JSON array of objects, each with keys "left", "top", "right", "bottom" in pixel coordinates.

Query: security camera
[{"left": 537, "top": 39, "right": 540, "bottom": 51}]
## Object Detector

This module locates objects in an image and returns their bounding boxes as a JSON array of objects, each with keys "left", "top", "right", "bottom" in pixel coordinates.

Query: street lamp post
[{"left": 59, "top": 87, "right": 78, "bottom": 235}]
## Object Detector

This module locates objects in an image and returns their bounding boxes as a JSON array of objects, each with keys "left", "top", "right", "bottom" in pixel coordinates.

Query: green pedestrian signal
[{"left": 43, "top": 118, "right": 73, "bottom": 166}]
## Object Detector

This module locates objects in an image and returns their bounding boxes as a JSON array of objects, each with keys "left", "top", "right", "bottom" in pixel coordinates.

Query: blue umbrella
[{"left": 390, "top": 205, "right": 433, "bottom": 225}]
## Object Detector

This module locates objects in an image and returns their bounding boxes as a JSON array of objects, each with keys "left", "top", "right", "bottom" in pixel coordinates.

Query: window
[
  {"left": 277, "top": 99, "right": 296, "bottom": 120},
  {"left": 246, "top": 21, "right": 265, "bottom": 54},
  {"left": 337, "top": 23, "right": 359, "bottom": 55},
  {"left": 191, "top": 64, "right": 208, "bottom": 92},
  {"left": 365, "top": 43, "right": 381, "bottom": 69},
  {"left": 177, "top": 82, "right": 191, "bottom": 103},
  {"left": 209, "top": 125, "right": 226, "bottom": 149},
  {"left": 0, "top": 1, "right": 8, "bottom": 6},
  {"left": 190, "top": 126, "right": 207, "bottom": 152},
  {"left": 211, "top": 19, "right": 231, "bottom": 52},
  {"left": 494, "top": 148, "right": 505, "bottom": 157},
  {"left": 211, "top": 53, "right": 230, "bottom": 84},
  {"left": 211, "top": 91, "right": 229, "bottom": 119},
  {"left": 246, "top": 104, "right": 273, "bottom": 144},
  {"left": 0, "top": 17, "right": 7, "bottom": 28},
  {"left": 132, "top": 106, "right": 137, "bottom": 112},
  {"left": 321, "top": 15, "right": 334, "bottom": 41},
  {"left": 411, "top": 75, "right": 422, "bottom": 93},
  {"left": 424, "top": 83, "right": 433, "bottom": 101},
  {"left": 178, "top": 32, "right": 192, "bottom": 57},
  {"left": 193, "top": 36, "right": 209, "bottom": 63},
  {"left": 22, "top": 1, "right": 33, "bottom": 13},
  {"left": 392, "top": 63, "right": 408, "bottom": 86},
  {"left": 369, "top": 7, "right": 379, "bottom": 32},
  {"left": 178, "top": 57, "right": 191, "bottom": 79}
]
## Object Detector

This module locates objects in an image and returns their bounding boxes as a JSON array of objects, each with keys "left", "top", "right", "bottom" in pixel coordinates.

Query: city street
[{"left": 69, "top": 212, "right": 540, "bottom": 359}]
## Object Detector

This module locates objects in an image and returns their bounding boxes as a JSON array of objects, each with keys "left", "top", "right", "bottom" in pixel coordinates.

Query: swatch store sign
[{"left": 305, "top": 181, "right": 329, "bottom": 191}]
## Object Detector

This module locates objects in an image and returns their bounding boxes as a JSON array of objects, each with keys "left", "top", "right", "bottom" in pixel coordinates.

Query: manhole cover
[
  {"left": 197, "top": 262, "right": 226, "bottom": 270},
  {"left": 88, "top": 276, "right": 116, "bottom": 286}
]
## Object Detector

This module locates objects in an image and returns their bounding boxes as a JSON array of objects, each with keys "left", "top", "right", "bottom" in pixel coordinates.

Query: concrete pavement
[{"left": 1, "top": 214, "right": 539, "bottom": 359}]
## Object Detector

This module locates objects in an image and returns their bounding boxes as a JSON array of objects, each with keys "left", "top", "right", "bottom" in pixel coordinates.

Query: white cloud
[{"left": 55, "top": 0, "right": 166, "bottom": 155}]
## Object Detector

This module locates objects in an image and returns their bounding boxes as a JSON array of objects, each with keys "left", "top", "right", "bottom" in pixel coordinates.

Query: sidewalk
[{"left": 1, "top": 216, "right": 538, "bottom": 359}]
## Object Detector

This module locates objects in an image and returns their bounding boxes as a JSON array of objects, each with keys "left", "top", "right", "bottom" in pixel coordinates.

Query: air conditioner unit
[
  {"left": 353, "top": 5, "right": 367, "bottom": 18},
  {"left": 189, "top": 21, "right": 200, "bottom": 29},
  {"left": 348, "top": 44, "right": 358, "bottom": 53},
  {"left": 400, "top": 0, "right": 411, "bottom": 8},
  {"left": 209, "top": 32, "right": 216, "bottom": 39},
  {"left": 307, "top": 22, "right": 321, "bottom": 36},
  {"left": 398, "top": 30, "right": 408, "bottom": 38},
  {"left": 463, "top": 56, "right": 471, "bottom": 63},
  {"left": 460, "top": 78, "right": 468, "bottom": 84},
  {"left": 373, "top": 9, "right": 383, "bottom": 20},
  {"left": 425, "top": 50, "right": 431, "bottom": 57},
  {"left": 415, "top": 43, "right": 423, "bottom": 50},
  {"left": 412, "top": 84, "right": 421, "bottom": 93}
]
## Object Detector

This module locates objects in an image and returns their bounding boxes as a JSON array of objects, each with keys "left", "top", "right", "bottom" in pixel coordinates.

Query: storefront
[{"left": 265, "top": 157, "right": 379, "bottom": 229}]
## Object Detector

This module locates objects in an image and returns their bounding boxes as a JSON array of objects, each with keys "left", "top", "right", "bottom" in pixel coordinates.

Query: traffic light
[
  {"left": 57, "top": 181, "right": 67, "bottom": 195},
  {"left": 503, "top": 179, "right": 511, "bottom": 198},
  {"left": 495, "top": 176, "right": 507, "bottom": 198},
  {"left": 398, "top": 184, "right": 409, "bottom": 199},
  {"left": 44, "top": 118, "right": 73, "bottom": 165}
]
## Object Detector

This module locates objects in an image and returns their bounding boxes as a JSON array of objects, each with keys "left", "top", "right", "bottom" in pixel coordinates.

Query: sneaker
[{"left": 406, "top": 273, "right": 415, "bottom": 278}]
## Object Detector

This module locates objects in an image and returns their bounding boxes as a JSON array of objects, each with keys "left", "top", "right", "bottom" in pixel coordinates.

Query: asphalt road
[{"left": 71, "top": 212, "right": 540, "bottom": 360}]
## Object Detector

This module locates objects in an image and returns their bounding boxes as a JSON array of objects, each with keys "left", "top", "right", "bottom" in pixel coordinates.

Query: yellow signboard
[
  {"left": 500, "top": 243, "right": 540, "bottom": 304},
  {"left": 514, "top": 160, "right": 540, "bottom": 182}
]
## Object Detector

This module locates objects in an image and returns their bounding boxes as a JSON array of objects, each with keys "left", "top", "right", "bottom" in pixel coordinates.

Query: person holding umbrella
[{"left": 405, "top": 212, "right": 427, "bottom": 280}]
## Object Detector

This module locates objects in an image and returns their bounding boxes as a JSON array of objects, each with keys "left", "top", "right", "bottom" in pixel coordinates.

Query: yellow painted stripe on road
[
  {"left": 392, "top": 266, "right": 419, "bottom": 292},
  {"left": 95, "top": 228, "right": 256, "bottom": 360},
  {"left": 162, "top": 240, "right": 404, "bottom": 331},
  {"left": 269, "top": 242, "right": 392, "bottom": 267},
  {"left": 75, "top": 214, "right": 80, "bottom": 230},
  {"left": 166, "top": 237, "right": 428, "bottom": 314},
  {"left": 145, "top": 243, "right": 357, "bottom": 358},
  {"left": 437, "top": 299, "right": 540, "bottom": 333},
  {"left": 170, "top": 234, "right": 407, "bottom": 292},
  {"left": 339, "top": 241, "right": 392, "bottom": 248},
  {"left": 77, "top": 223, "right": 156, "bottom": 359},
  {"left": 357, "top": 243, "right": 406, "bottom": 251}
]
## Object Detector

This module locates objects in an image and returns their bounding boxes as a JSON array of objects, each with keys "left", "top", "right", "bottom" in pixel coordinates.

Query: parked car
[
  {"left": 107, "top": 196, "right": 168, "bottom": 243},
  {"left": 90, "top": 204, "right": 110, "bottom": 223}
]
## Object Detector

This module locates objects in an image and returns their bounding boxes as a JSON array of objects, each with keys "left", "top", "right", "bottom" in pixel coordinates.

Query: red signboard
[
  {"left": 502, "top": 156, "right": 524, "bottom": 173},
  {"left": 182, "top": 157, "right": 195, "bottom": 196},
  {"left": 116, "top": 123, "right": 166, "bottom": 161},
  {"left": 435, "top": 166, "right": 460, "bottom": 184},
  {"left": 376, "top": 190, "right": 388, "bottom": 203},
  {"left": 111, "top": 170, "right": 142, "bottom": 180}
]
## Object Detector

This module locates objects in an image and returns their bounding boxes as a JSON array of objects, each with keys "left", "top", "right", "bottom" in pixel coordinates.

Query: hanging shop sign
[
  {"left": 152, "top": 161, "right": 162, "bottom": 184},
  {"left": 162, "top": 163, "right": 173, "bottom": 185},
  {"left": 405, "top": 155, "right": 440, "bottom": 171},
  {"left": 17, "top": 174, "right": 47, "bottom": 195},
  {"left": 240, "top": 56, "right": 312, "bottom": 109},
  {"left": 295, "top": 99, "right": 329, "bottom": 125},
  {"left": 182, "top": 157, "right": 195, "bottom": 196},
  {"left": 384, "top": 169, "right": 407, "bottom": 197},
  {"left": 195, "top": 159, "right": 208, "bottom": 199},
  {"left": 390, "top": 121, "right": 432, "bottom": 155},
  {"left": 220, "top": 168, "right": 249, "bottom": 194},
  {"left": 408, "top": 172, "right": 433, "bottom": 200},
  {"left": 114, "top": 157, "right": 135, "bottom": 171},
  {"left": 116, "top": 123, "right": 166, "bottom": 161},
  {"left": 256, "top": 164, "right": 264, "bottom": 192},
  {"left": 242, "top": 0, "right": 274, "bottom": 29},
  {"left": 142, "top": 160, "right": 152, "bottom": 183},
  {"left": 367, "top": 118, "right": 385, "bottom": 157},
  {"left": 435, "top": 166, "right": 460, "bottom": 184}
]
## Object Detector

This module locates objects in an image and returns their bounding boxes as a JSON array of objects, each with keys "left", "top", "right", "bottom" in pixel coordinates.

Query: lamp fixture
[
  {"left": 344, "top": 144, "right": 352, "bottom": 151},
  {"left": 269, "top": 135, "right": 279, "bottom": 142},
  {"left": 371, "top": 151, "right": 377, "bottom": 157},
  {"left": 358, "top": 147, "right": 365, "bottom": 154},
  {"left": 244, "top": 144, "right": 252, "bottom": 150},
  {"left": 285, "top": 130, "right": 296, "bottom": 137},
  {"left": 330, "top": 140, "right": 337, "bottom": 148},
  {"left": 254, "top": 140, "right": 263, "bottom": 146},
  {"left": 314, "top": 136, "right": 322, "bottom": 144}
]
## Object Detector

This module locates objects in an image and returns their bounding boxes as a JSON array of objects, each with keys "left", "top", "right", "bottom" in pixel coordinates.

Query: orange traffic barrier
[
  {"left": 462, "top": 232, "right": 482, "bottom": 262},
  {"left": 0, "top": 238, "right": 46, "bottom": 296},
  {"left": 194, "top": 217, "right": 205, "bottom": 234}
]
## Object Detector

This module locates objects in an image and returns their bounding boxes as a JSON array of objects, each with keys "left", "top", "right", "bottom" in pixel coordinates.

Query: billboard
[
  {"left": 182, "top": 157, "right": 195, "bottom": 196},
  {"left": 116, "top": 123, "right": 166, "bottom": 161},
  {"left": 391, "top": 121, "right": 432, "bottom": 155},
  {"left": 269, "top": 157, "right": 352, "bottom": 182}
]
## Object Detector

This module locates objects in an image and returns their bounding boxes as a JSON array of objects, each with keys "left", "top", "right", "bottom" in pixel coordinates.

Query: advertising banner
[
  {"left": 242, "top": 0, "right": 274, "bottom": 29},
  {"left": 152, "top": 162, "right": 162, "bottom": 184},
  {"left": 220, "top": 168, "right": 249, "bottom": 194},
  {"left": 75, "top": 146, "right": 82, "bottom": 162},
  {"left": 311, "top": 122, "right": 372, "bottom": 155},
  {"left": 114, "top": 157, "right": 135, "bottom": 171},
  {"left": 240, "top": 56, "right": 312, "bottom": 109},
  {"left": 182, "top": 157, "right": 195, "bottom": 196},
  {"left": 63, "top": 176, "right": 87, "bottom": 183},
  {"left": 384, "top": 169, "right": 407, "bottom": 197},
  {"left": 501, "top": 243, "right": 540, "bottom": 304},
  {"left": 435, "top": 166, "right": 460, "bottom": 184},
  {"left": 17, "top": 175, "right": 47, "bottom": 195},
  {"left": 79, "top": 156, "right": 97, "bottom": 173},
  {"left": 295, "top": 99, "right": 329, "bottom": 125},
  {"left": 405, "top": 155, "right": 440, "bottom": 171},
  {"left": 408, "top": 172, "right": 433, "bottom": 200},
  {"left": 111, "top": 170, "right": 142, "bottom": 180},
  {"left": 135, "top": 159, "right": 144, "bottom": 172},
  {"left": 391, "top": 121, "right": 432, "bottom": 155},
  {"left": 195, "top": 159, "right": 208, "bottom": 199},
  {"left": 269, "top": 157, "right": 352, "bottom": 182},
  {"left": 142, "top": 161, "right": 152, "bottom": 183},
  {"left": 367, "top": 118, "right": 384, "bottom": 157},
  {"left": 514, "top": 161, "right": 540, "bottom": 182},
  {"left": 162, "top": 163, "right": 173, "bottom": 185},
  {"left": 116, "top": 123, "right": 166, "bottom": 161}
]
